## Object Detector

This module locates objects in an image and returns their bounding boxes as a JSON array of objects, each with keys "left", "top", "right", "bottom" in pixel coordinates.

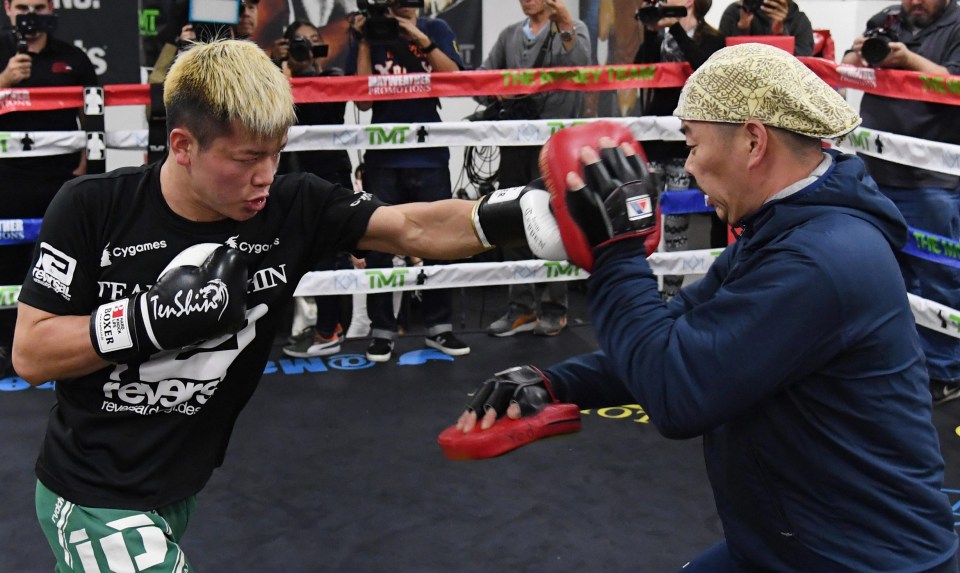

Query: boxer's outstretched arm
[{"left": 358, "top": 199, "right": 486, "bottom": 260}]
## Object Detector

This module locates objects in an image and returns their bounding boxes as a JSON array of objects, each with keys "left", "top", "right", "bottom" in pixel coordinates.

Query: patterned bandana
[{"left": 674, "top": 43, "right": 861, "bottom": 138}]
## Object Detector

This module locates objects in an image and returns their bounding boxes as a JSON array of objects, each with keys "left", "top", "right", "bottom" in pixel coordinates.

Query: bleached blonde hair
[{"left": 164, "top": 39, "right": 296, "bottom": 149}]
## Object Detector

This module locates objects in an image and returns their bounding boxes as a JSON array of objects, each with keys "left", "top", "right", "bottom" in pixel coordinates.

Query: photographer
[
  {"left": 717, "top": 0, "right": 813, "bottom": 56},
  {"left": 272, "top": 20, "right": 357, "bottom": 359},
  {"left": 841, "top": 0, "right": 960, "bottom": 405},
  {"left": 346, "top": 1, "right": 470, "bottom": 363},
  {"left": 147, "top": 0, "right": 260, "bottom": 85},
  {"left": 479, "top": 0, "right": 590, "bottom": 338},
  {"left": 0, "top": 0, "right": 97, "bottom": 375},
  {"left": 635, "top": 0, "right": 727, "bottom": 298}
]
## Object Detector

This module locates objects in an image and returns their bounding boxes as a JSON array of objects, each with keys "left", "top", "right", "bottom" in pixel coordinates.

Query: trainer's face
[
  {"left": 176, "top": 125, "right": 283, "bottom": 222},
  {"left": 682, "top": 121, "right": 753, "bottom": 225}
]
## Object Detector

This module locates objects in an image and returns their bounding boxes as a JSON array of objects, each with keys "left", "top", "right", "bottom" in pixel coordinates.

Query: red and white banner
[{"left": 2, "top": 58, "right": 959, "bottom": 116}]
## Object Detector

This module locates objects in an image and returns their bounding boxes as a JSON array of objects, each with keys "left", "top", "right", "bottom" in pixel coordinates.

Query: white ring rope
[{"left": 11, "top": 119, "right": 960, "bottom": 177}]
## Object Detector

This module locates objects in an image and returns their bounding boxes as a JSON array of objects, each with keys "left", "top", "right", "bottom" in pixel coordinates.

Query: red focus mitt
[
  {"left": 538, "top": 121, "right": 661, "bottom": 271},
  {"left": 437, "top": 365, "right": 581, "bottom": 460}
]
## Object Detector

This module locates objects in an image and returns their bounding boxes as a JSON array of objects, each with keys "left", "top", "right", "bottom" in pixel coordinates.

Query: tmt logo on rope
[
  {"left": 366, "top": 268, "right": 410, "bottom": 289},
  {"left": 544, "top": 262, "right": 582, "bottom": 279},
  {"left": 365, "top": 126, "right": 411, "bottom": 146}
]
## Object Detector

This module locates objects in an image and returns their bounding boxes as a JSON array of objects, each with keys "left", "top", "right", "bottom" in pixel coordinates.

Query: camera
[
  {"left": 635, "top": 1, "right": 687, "bottom": 26},
  {"left": 13, "top": 12, "right": 58, "bottom": 53},
  {"left": 356, "top": 0, "right": 424, "bottom": 46},
  {"left": 861, "top": 27, "right": 898, "bottom": 65},
  {"left": 741, "top": 0, "right": 764, "bottom": 14},
  {"left": 288, "top": 35, "right": 329, "bottom": 62}
]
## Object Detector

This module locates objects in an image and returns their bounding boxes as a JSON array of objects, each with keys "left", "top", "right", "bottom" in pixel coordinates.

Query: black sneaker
[
  {"left": 931, "top": 380, "right": 960, "bottom": 405},
  {"left": 425, "top": 332, "right": 471, "bottom": 356},
  {"left": 287, "top": 326, "right": 315, "bottom": 345},
  {"left": 366, "top": 338, "right": 394, "bottom": 363}
]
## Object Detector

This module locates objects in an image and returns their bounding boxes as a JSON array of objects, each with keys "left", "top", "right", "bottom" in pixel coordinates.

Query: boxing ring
[{"left": 2, "top": 59, "right": 960, "bottom": 573}]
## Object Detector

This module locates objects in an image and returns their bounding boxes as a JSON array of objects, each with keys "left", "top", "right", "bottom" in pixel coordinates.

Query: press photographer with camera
[
  {"left": 346, "top": 0, "right": 471, "bottom": 362},
  {"left": 147, "top": 0, "right": 260, "bottom": 85},
  {"left": 476, "top": 0, "right": 590, "bottom": 339},
  {"left": 272, "top": 19, "right": 358, "bottom": 359},
  {"left": 0, "top": 0, "right": 97, "bottom": 376},
  {"left": 634, "top": 0, "right": 727, "bottom": 298},
  {"left": 717, "top": 0, "right": 814, "bottom": 55},
  {"left": 841, "top": 0, "right": 960, "bottom": 405}
]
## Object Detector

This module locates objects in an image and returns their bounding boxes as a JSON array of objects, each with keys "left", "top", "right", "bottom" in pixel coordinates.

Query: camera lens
[{"left": 861, "top": 36, "right": 891, "bottom": 65}]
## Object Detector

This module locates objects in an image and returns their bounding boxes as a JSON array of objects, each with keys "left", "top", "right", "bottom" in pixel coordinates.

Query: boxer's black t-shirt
[{"left": 18, "top": 162, "right": 381, "bottom": 509}]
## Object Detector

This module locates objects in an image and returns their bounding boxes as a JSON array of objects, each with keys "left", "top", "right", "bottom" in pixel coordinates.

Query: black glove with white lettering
[{"left": 90, "top": 245, "right": 248, "bottom": 364}]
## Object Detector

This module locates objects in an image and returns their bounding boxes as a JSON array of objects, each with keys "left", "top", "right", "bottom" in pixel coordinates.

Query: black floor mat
[{"left": 3, "top": 299, "right": 960, "bottom": 571}]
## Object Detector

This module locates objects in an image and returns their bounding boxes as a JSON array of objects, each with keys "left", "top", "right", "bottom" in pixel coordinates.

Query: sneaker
[
  {"left": 487, "top": 309, "right": 538, "bottom": 337},
  {"left": 283, "top": 327, "right": 342, "bottom": 358},
  {"left": 534, "top": 314, "right": 567, "bottom": 336},
  {"left": 366, "top": 338, "right": 394, "bottom": 363},
  {"left": 425, "top": 332, "right": 471, "bottom": 356},
  {"left": 931, "top": 380, "right": 960, "bottom": 405},
  {"left": 287, "top": 325, "right": 315, "bottom": 345}
]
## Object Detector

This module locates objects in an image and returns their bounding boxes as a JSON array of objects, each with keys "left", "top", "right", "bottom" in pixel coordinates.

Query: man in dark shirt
[
  {"left": 0, "top": 0, "right": 97, "bottom": 374},
  {"left": 842, "top": 0, "right": 960, "bottom": 404},
  {"left": 718, "top": 0, "right": 814, "bottom": 55},
  {"left": 346, "top": 4, "right": 470, "bottom": 363}
]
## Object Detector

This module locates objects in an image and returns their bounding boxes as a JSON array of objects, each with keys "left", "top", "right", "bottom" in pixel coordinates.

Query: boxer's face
[
  {"left": 682, "top": 121, "right": 753, "bottom": 225},
  {"left": 171, "top": 124, "right": 283, "bottom": 222}
]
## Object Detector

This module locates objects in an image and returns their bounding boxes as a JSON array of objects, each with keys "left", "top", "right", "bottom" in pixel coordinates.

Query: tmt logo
[
  {"left": 365, "top": 126, "right": 410, "bottom": 146},
  {"left": 544, "top": 262, "right": 582, "bottom": 278},
  {"left": 843, "top": 129, "right": 872, "bottom": 151},
  {"left": 366, "top": 269, "right": 410, "bottom": 289}
]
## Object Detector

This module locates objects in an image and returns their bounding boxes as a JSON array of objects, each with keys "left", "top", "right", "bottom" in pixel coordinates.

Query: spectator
[
  {"left": 841, "top": 0, "right": 960, "bottom": 404},
  {"left": 718, "top": 0, "right": 814, "bottom": 56},
  {"left": 457, "top": 44, "right": 958, "bottom": 572},
  {"left": 0, "top": 0, "right": 97, "bottom": 374},
  {"left": 273, "top": 20, "right": 355, "bottom": 358},
  {"left": 635, "top": 0, "right": 727, "bottom": 298},
  {"left": 148, "top": 0, "right": 260, "bottom": 85},
  {"left": 346, "top": 2, "right": 469, "bottom": 363},
  {"left": 479, "top": 0, "right": 590, "bottom": 337}
]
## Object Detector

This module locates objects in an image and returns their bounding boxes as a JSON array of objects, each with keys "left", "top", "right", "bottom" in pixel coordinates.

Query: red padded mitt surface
[
  {"left": 538, "top": 121, "right": 647, "bottom": 270},
  {"left": 438, "top": 403, "right": 582, "bottom": 460}
]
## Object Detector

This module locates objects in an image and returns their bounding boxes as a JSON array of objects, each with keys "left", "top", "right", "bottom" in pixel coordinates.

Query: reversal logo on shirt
[{"left": 33, "top": 242, "right": 76, "bottom": 301}]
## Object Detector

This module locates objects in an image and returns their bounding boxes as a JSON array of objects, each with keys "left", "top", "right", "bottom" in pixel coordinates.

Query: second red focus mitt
[{"left": 437, "top": 365, "right": 581, "bottom": 460}]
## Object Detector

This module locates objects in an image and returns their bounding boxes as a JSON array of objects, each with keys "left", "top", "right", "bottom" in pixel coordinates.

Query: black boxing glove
[
  {"left": 90, "top": 244, "right": 248, "bottom": 363},
  {"left": 472, "top": 180, "right": 568, "bottom": 261}
]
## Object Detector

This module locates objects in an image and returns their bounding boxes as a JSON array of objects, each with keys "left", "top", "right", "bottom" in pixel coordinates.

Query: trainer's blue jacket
[{"left": 545, "top": 152, "right": 959, "bottom": 572}]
